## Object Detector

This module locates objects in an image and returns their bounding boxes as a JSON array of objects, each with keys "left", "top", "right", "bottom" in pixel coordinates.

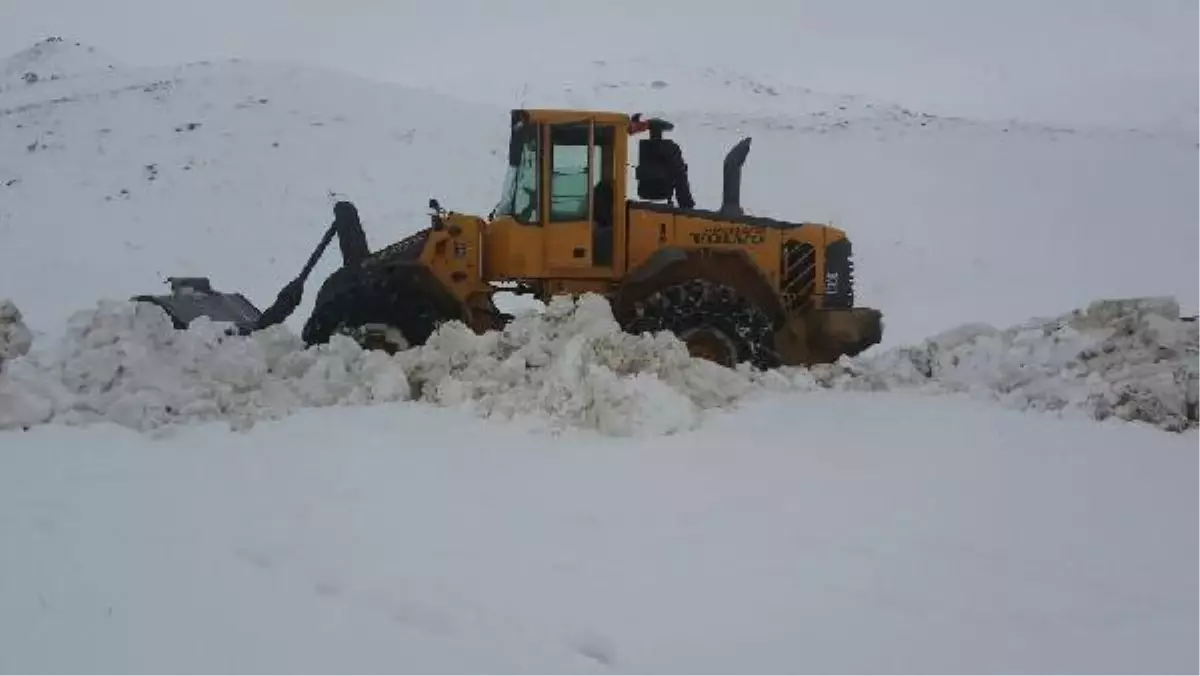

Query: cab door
[{"left": 542, "top": 121, "right": 607, "bottom": 274}]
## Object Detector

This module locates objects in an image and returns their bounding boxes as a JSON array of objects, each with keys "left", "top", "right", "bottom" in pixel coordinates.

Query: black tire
[
  {"left": 300, "top": 264, "right": 453, "bottom": 353},
  {"left": 621, "top": 279, "right": 779, "bottom": 369}
]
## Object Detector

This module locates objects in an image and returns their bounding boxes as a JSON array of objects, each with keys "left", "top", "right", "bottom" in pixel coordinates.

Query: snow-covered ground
[
  {"left": 2, "top": 392, "right": 1196, "bottom": 674},
  {"left": 1, "top": 36, "right": 1197, "bottom": 674}
]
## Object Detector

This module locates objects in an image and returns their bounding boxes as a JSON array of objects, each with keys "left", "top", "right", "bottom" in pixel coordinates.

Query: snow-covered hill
[
  {"left": 1, "top": 39, "right": 1195, "bottom": 345},
  {"left": 0, "top": 40, "right": 505, "bottom": 337},
  {"left": 0, "top": 38, "right": 1197, "bottom": 674},
  {"left": 0, "top": 36, "right": 120, "bottom": 91}
]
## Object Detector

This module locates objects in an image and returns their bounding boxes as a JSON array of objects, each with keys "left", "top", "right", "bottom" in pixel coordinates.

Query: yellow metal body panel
[
  {"left": 624, "top": 207, "right": 672, "bottom": 273},
  {"left": 420, "top": 212, "right": 492, "bottom": 306},
  {"left": 624, "top": 207, "right": 835, "bottom": 301},
  {"left": 544, "top": 220, "right": 595, "bottom": 270},
  {"left": 484, "top": 207, "right": 845, "bottom": 299},
  {"left": 483, "top": 216, "right": 543, "bottom": 279}
]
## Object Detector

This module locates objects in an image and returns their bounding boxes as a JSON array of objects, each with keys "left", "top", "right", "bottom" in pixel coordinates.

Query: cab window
[
  {"left": 511, "top": 126, "right": 540, "bottom": 224},
  {"left": 549, "top": 124, "right": 591, "bottom": 222}
]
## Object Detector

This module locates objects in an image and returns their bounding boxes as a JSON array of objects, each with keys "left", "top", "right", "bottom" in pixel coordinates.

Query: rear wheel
[{"left": 621, "top": 279, "right": 779, "bottom": 369}]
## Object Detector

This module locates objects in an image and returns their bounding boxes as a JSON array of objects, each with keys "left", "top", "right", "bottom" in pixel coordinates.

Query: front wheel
[
  {"left": 301, "top": 263, "right": 457, "bottom": 353},
  {"left": 621, "top": 279, "right": 779, "bottom": 370}
]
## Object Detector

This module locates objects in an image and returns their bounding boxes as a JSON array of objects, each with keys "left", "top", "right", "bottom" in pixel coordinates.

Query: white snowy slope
[
  {"left": 0, "top": 39, "right": 1195, "bottom": 345},
  {"left": 0, "top": 38, "right": 1197, "bottom": 675},
  {"left": 0, "top": 39, "right": 504, "bottom": 337},
  {"left": 2, "top": 0, "right": 1194, "bottom": 134},
  {"left": 0, "top": 36, "right": 120, "bottom": 92}
]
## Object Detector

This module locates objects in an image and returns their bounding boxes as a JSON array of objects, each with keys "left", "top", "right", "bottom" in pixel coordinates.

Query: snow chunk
[
  {"left": 0, "top": 299, "right": 33, "bottom": 365},
  {"left": 801, "top": 297, "right": 1199, "bottom": 432},
  {"left": 1, "top": 299, "right": 52, "bottom": 429}
]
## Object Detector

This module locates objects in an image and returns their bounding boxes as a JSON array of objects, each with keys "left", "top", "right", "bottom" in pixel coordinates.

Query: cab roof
[{"left": 514, "top": 109, "right": 632, "bottom": 126}]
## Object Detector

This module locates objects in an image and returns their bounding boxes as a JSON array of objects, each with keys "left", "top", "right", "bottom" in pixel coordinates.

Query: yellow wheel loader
[{"left": 136, "top": 109, "right": 883, "bottom": 368}]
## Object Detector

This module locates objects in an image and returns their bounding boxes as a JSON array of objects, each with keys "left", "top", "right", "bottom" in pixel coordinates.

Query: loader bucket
[
  {"left": 774, "top": 307, "right": 884, "bottom": 366},
  {"left": 132, "top": 277, "right": 263, "bottom": 334}
]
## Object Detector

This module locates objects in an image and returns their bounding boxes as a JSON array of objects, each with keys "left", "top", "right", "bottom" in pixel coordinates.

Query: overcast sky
[{"left": 1, "top": 0, "right": 1195, "bottom": 130}]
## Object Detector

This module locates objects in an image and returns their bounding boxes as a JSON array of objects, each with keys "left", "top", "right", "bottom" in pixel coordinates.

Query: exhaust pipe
[{"left": 720, "top": 137, "right": 752, "bottom": 216}]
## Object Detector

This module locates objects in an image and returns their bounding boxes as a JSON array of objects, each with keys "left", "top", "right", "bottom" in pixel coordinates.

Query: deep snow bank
[
  {"left": 392, "top": 293, "right": 765, "bottom": 436},
  {"left": 0, "top": 301, "right": 411, "bottom": 432},
  {"left": 0, "top": 294, "right": 1195, "bottom": 435},
  {"left": 804, "top": 297, "right": 1199, "bottom": 432},
  {"left": 0, "top": 294, "right": 762, "bottom": 436}
]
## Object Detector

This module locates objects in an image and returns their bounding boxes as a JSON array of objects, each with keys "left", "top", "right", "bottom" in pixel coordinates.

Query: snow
[
  {"left": 0, "top": 293, "right": 753, "bottom": 436},
  {"left": 0, "top": 299, "right": 412, "bottom": 432},
  {"left": 0, "top": 28, "right": 1197, "bottom": 674},
  {"left": 0, "top": 53, "right": 501, "bottom": 337},
  {"left": 0, "top": 297, "right": 34, "bottom": 365},
  {"left": 0, "top": 44, "right": 1194, "bottom": 346},
  {"left": 8, "top": 1, "right": 1190, "bottom": 134},
  {"left": 2, "top": 291, "right": 1195, "bottom": 436},
  {"left": 809, "top": 296, "right": 1200, "bottom": 432},
  {"left": 1, "top": 392, "right": 1195, "bottom": 674},
  {"left": 0, "top": 36, "right": 119, "bottom": 91}
]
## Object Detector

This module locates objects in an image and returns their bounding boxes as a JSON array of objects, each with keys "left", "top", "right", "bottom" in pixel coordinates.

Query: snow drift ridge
[
  {"left": 0, "top": 294, "right": 1196, "bottom": 435},
  {"left": 810, "top": 296, "right": 1198, "bottom": 432}
]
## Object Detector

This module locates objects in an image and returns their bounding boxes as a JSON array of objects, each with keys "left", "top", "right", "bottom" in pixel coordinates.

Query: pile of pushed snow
[
  {"left": 1, "top": 293, "right": 1195, "bottom": 436},
  {"left": 805, "top": 297, "right": 1199, "bottom": 431},
  {"left": 0, "top": 294, "right": 767, "bottom": 436},
  {"left": 0, "top": 300, "right": 411, "bottom": 432},
  {"left": 0, "top": 299, "right": 34, "bottom": 366},
  {"left": 392, "top": 293, "right": 769, "bottom": 435}
]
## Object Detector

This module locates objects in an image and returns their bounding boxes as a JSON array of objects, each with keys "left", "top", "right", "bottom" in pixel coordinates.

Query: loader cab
[{"left": 486, "top": 109, "right": 631, "bottom": 284}]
